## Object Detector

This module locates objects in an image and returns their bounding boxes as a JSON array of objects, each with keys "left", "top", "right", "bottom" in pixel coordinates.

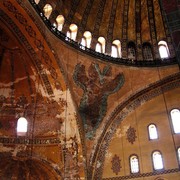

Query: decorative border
[
  {"left": 91, "top": 72, "right": 180, "bottom": 179},
  {"left": 0, "top": 137, "right": 61, "bottom": 145},
  {"left": 102, "top": 168, "right": 180, "bottom": 179}
]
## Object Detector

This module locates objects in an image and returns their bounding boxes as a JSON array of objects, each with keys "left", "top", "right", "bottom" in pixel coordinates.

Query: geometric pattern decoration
[
  {"left": 111, "top": 154, "right": 121, "bottom": 175},
  {"left": 126, "top": 126, "right": 137, "bottom": 144}
]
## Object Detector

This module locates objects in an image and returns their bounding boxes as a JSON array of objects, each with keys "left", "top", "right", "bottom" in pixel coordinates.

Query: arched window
[
  {"left": 56, "top": 15, "right": 65, "bottom": 31},
  {"left": 143, "top": 43, "right": 153, "bottom": 60},
  {"left": 178, "top": 147, "right": 180, "bottom": 164},
  {"left": 96, "top": 37, "right": 106, "bottom": 53},
  {"left": 158, "top": 41, "right": 169, "bottom": 59},
  {"left": 111, "top": 40, "right": 121, "bottom": 58},
  {"left": 81, "top": 31, "right": 92, "bottom": 48},
  {"left": 130, "top": 155, "right": 140, "bottom": 173},
  {"left": 148, "top": 124, "right": 158, "bottom": 140},
  {"left": 68, "top": 24, "right": 78, "bottom": 41},
  {"left": 43, "top": 4, "right": 53, "bottom": 19},
  {"left": 128, "top": 42, "right": 136, "bottom": 60},
  {"left": 170, "top": 109, "right": 180, "bottom": 133},
  {"left": 152, "top": 151, "right": 164, "bottom": 170},
  {"left": 17, "top": 117, "right": 28, "bottom": 136}
]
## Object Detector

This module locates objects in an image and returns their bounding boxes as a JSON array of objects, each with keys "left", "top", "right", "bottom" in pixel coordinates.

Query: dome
[{"left": 31, "top": 0, "right": 177, "bottom": 65}]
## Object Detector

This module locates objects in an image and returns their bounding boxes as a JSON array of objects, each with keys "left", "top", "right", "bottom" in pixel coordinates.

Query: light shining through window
[
  {"left": 153, "top": 151, "right": 164, "bottom": 170},
  {"left": 171, "top": 109, "right": 180, "bottom": 133},
  {"left": 148, "top": 124, "right": 158, "bottom": 140},
  {"left": 17, "top": 117, "right": 28, "bottom": 136}
]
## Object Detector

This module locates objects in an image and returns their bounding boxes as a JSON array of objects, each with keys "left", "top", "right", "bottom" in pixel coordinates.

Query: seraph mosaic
[{"left": 73, "top": 63, "right": 124, "bottom": 138}]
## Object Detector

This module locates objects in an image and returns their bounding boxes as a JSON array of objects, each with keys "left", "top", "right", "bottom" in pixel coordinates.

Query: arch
[
  {"left": 111, "top": 40, "right": 121, "bottom": 58},
  {"left": 152, "top": 151, "right": 164, "bottom": 170},
  {"left": 127, "top": 41, "right": 136, "bottom": 60},
  {"left": 143, "top": 42, "right": 153, "bottom": 60},
  {"left": 148, "top": 124, "right": 158, "bottom": 140},
  {"left": 96, "top": 37, "right": 106, "bottom": 53},
  {"left": 130, "top": 154, "right": 140, "bottom": 173},
  {"left": 170, "top": 108, "right": 180, "bottom": 133},
  {"left": 158, "top": 41, "right": 170, "bottom": 59},
  {"left": 43, "top": 4, "right": 53, "bottom": 19},
  {"left": 56, "top": 15, "right": 65, "bottom": 31},
  {"left": 17, "top": 117, "right": 28, "bottom": 136},
  {"left": 69, "top": 24, "right": 78, "bottom": 41},
  {"left": 82, "top": 31, "right": 92, "bottom": 48}
]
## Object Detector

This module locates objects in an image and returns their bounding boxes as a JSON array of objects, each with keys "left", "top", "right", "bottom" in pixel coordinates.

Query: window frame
[
  {"left": 158, "top": 40, "right": 170, "bottom": 59},
  {"left": 129, "top": 154, "right": 140, "bottom": 174},
  {"left": 127, "top": 41, "right": 136, "bottom": 60},
  {"left": 170, "top": 108, "right": 180, "bottom": 134},
  {"left": 142, "top": 42, "right": 153, "bottom": 60},
  {"left": 152, "top": 150, "right": 164, "bottom": 171},
  {"left": 17, "top": 117, "right": 28, "bottom": 136},
  {"left": 147, "top": 123, "right": 159, "bottom": 140}
]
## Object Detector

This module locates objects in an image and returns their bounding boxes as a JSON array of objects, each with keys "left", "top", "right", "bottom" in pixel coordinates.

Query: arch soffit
[{"left": 0, "top": 0, "right": 67, "bottom": 94}]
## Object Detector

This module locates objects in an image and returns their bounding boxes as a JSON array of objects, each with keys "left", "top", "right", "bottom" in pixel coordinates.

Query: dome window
[
  {"left": 128, "top": 42, "right": 136, "bottom": 60},
  {"left": 111, "top": 40, "right": 121, "bottom": 58},
  {"left": 96, "top": 37, "right": 106, "bottom": 53},
  {"left": 158, "top": 41, "right": 169, "bottom": 59},
  {"left": 43, "top": 4, "right": 53, "bottom": 19},
  {"left": 69, "top": 24, "right": 78, "bottom": 41},
  {"left": 143, "top": 43, "right": 153, "bottom": 60},
  {"left": 56, "top": 15, "right": 65, "bottom": 31},
  {"left": 82, "top": 31, "right": 92, "bottom": 48}
]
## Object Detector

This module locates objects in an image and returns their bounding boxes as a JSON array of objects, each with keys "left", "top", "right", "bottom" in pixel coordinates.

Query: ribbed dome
[{"left": 32, "top": 0, "right": 176, "bottom": 62}]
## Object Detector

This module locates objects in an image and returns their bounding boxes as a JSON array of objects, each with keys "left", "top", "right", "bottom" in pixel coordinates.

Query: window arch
[
  {"left": 130, "top": 155, "right": 140, "bottom": 173},
  {"left": 17, "top": 117, "right": 28, "bottom": 136},
  {"left": 81, "top": 31, "right": 92, "bottom": 48},
  {"left": 152, "top": 151, "right": 164, "bottom": 170},
  {"left": 56, "top": 15, "right": 65, "bottom": 31},
  {"left": 111, "top": 40, "right": 121, "bottom": 58},
  {"left": 96, "top": 37, "right": 106, "bottom": 53},
  {"left": 128, "top": 42, "right": 136, "bottom": 60},
  {"left": 143, "top": 43, "right": 153, "bottom": 60},
  {"left": 43, "top": 4, "right": 53, "bottom": 19},
  {"left": 170, "top": 109, "right": 180, "bottom": 133},
  {"left": 158, "top": 41, "right": 169, "bottom": 59},
  {"left": 148, "top": 124, "right": 158, "bottom": 140},
  {"left": 68, "top": 24, "right": 78, "bottom": 41}
]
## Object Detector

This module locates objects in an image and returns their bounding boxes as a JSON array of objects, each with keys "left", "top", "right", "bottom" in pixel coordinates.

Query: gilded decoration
[{"left": 73, "top": 63, "right": 124, "bottom": 138}]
